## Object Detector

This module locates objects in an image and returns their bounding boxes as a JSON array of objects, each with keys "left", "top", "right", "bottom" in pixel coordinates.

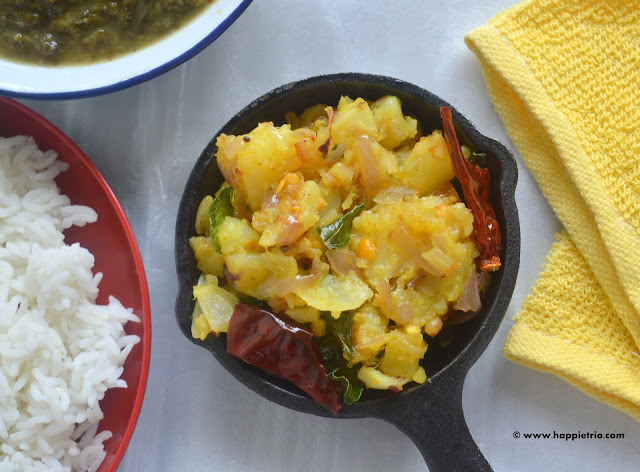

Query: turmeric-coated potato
[{"left": 191, "top": 95, "right": 492, "bottom": 403}]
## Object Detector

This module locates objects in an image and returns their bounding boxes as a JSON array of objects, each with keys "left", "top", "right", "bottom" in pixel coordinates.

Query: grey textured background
[{"left": 21, "top": 1, "right": 640, "bottom": 470}]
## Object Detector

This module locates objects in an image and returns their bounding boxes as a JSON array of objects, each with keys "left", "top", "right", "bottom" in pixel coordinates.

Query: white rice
[{"left": 0, "top": 136, "right": 140, "bottom": 472}]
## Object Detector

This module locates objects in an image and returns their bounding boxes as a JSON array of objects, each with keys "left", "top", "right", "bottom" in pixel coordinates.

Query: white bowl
[{"left": 0, "top": 0, "right": 252, "bottom": 99}]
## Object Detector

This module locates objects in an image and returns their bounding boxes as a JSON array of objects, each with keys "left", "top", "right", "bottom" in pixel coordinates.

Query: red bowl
[{"left": 0, "top": 97, "right": 151, "bottom": 472}]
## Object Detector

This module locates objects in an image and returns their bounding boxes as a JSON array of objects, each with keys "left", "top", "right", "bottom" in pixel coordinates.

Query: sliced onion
[
  {"left": 391, "top": 224, "right": 437, "bottom": 275},
  {"left": 432, "top": 181, "right": 460, "bottom": 200},
  {"left": 274, "top": 259, "right": 325, "bottom": 297},
  {"left": 325, "top": 142, "right": 346, "bottom": 165},
  {"left": 355, "top": 136, "right": 382, "bottom": 194},
  {"left": 391, "top": 224, "right": 424, "bottom": 259},
  {"left": 375, "top": 280, "right": 417, "bottom": 324},
  {"left": 355, "top": 335, "right": 387, "bottom": 352},
  {"left": 373, "top": 185, "right": 417, "bottom": 204},
  {"left": 421, "top": 247, "right": 457, "bottom": 277},
  {"left": 223, "top": 265, "right": 240, "bottom": 282},
  {"left": 271, "top": 126, "right": 290, "bottom": 152},
  {"left": 375, "top": 279, "right": 393, "bottom": 317},
  {"left": 391, "top": 224, "right": 456, "bottom": 278},
  {"left": 328, "top": 162, "right": 354, "bottom": 183},
  {"left": 453, "top": 269, "right": 481, "bottom": 312},
  {"left": 261, "top": 189, "right": 278, "bottom": 209},
  {"left": 431, "top": 233, "right": 450, "bottom": 254},
  {"left": 223, "top": 266, "right": 241, "bottom": 293},
  {"left": 478, "top": 272, "right": 490, "bottom": 294},
  {"left": 217, "top": 135, "right": 244, "bottom": 189},
  {"left": 405, "top": 273, "right": 424, "bottom": 290},
  {"left": 274, "top": 214, "right": 305, "bottom": 247},
  {"left": 294, "top": 140, "right": 317, "bottom": 166},
  {"left": 396, "top": 302, "right": 415, "bottom": 324},
  {"left": 273, "top": 272, "right": 318, "bottom": 297},
  {"left": 217, "top": 155, "right": 239, "bottom": 190},
  {"left": 326, "top": 248, "right": 358, "bottom": 276},
  {"left": 220, "top": 134, "right": 244, "bottom": 160},
  {"left": 317, "top": 106, "right": 335, "bottom": 155}
]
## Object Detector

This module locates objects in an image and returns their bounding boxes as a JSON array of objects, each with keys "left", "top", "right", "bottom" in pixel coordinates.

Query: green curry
[{"left": 0, "top": 0, "right": 217, "bottom": 65}]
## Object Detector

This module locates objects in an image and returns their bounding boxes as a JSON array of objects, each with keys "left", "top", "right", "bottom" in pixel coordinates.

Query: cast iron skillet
[{"left": 175, "top": 73, "right": 520, "bottom": 471}]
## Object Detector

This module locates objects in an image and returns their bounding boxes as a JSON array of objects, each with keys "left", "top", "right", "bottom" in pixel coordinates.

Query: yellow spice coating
[{"left": 191, "top": 95, "right": 484, "bottom": 389}]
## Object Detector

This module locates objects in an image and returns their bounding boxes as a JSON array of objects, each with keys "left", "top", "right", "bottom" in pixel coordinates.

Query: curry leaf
[
  {"left": 469, "top": 151, "right": 487, "bottom": 168},
  {"left": 316, "top": 199, "right": 366, "bottom": 250},
  {"left": 328, "top": 368, "right": 363, "bottom": 404},
  {"left": 316, "top": 311, "right": 364, "bottom": 405},
  {"left": 209, "top": 186, "right": 234, "bottom": 252},
  {"left": 320, "top": 311, "right": 355, "bottom": 361}
]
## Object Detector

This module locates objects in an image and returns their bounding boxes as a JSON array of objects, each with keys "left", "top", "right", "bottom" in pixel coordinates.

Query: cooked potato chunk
[
  {"left": 225, "top": 252, "right": 298, "bottom": 301},
  {"left": 285, "top": 305, "right": 321, "bottom": 324},
  {"left": 332, "top": 97, "right": 379, "bottom": 148},
  {"left": 217, "top": 216, "right": 261, "bottom": 255},
  {"left": 251, "top": 173, "right": 325, "bottom": 248},
  {"left": 357, "top": 366, "right": 408, "bottom": 390},
  {"left": 216, "top": 122, "right": 306, "bottom": 211},
  {"left": 394, "top": 130, "right": 455, "bottom": 195},
  {"left": 294, "top": 271, "right": 373, "bottom": 317},
  {"left": 379, "top": 329, "right": 428, "bottom": 379},
  {"left": 351, "top": 195, "right": 477, "bottom": 327},
  {"left": 351, "top": 304, "right": 389, "bottom": 364},
  {"left": 189, "top": 236, "right": 224, "bottom": 277},
  {"left": 371, "top": 95, "right": 418, "bottom": 150}
]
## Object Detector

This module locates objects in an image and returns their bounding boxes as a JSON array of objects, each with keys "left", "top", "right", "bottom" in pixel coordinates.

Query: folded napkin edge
[
  {"left": 464, "top": 23, "right": 640, "bottom": 349},
  {"left": 504, "top": 322, "right": 640, "bottom": 422}
]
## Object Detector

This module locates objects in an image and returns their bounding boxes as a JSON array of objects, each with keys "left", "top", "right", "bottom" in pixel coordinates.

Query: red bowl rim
[{"left": 0, "top": 96, "right": 151, "bottom": 471}]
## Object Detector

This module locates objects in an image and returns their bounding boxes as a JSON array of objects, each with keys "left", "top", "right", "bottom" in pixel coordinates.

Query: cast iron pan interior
[{"left": 175, "top": 73, "right": 520, "bottom": 471}]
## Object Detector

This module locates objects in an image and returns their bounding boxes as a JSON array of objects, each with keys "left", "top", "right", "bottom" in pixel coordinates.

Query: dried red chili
[
  {"left": 226, "top": 302, "right": 340, "bottom": 414},
  {"left": 440, "top": 106, "right": 502, "bottom": 271}
]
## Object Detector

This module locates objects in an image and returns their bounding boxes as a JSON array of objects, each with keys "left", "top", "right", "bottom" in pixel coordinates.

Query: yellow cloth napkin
[{"left": 465, "top": 0, "right": 640, "bottom": 420}]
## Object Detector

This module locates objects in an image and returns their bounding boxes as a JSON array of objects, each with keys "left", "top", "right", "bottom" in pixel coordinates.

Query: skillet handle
[{"left": 379, "top": 376, "right": 492, "bottom": 472}]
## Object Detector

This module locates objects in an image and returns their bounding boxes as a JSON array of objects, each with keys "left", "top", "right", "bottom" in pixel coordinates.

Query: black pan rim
[{"left": 174, "top": 72, "right": 520, "bottom": 419}]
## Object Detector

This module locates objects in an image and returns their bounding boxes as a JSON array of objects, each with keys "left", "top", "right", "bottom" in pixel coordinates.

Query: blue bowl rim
[{"left": 0, "top": 0, "right": 253, "bottom": 101}]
